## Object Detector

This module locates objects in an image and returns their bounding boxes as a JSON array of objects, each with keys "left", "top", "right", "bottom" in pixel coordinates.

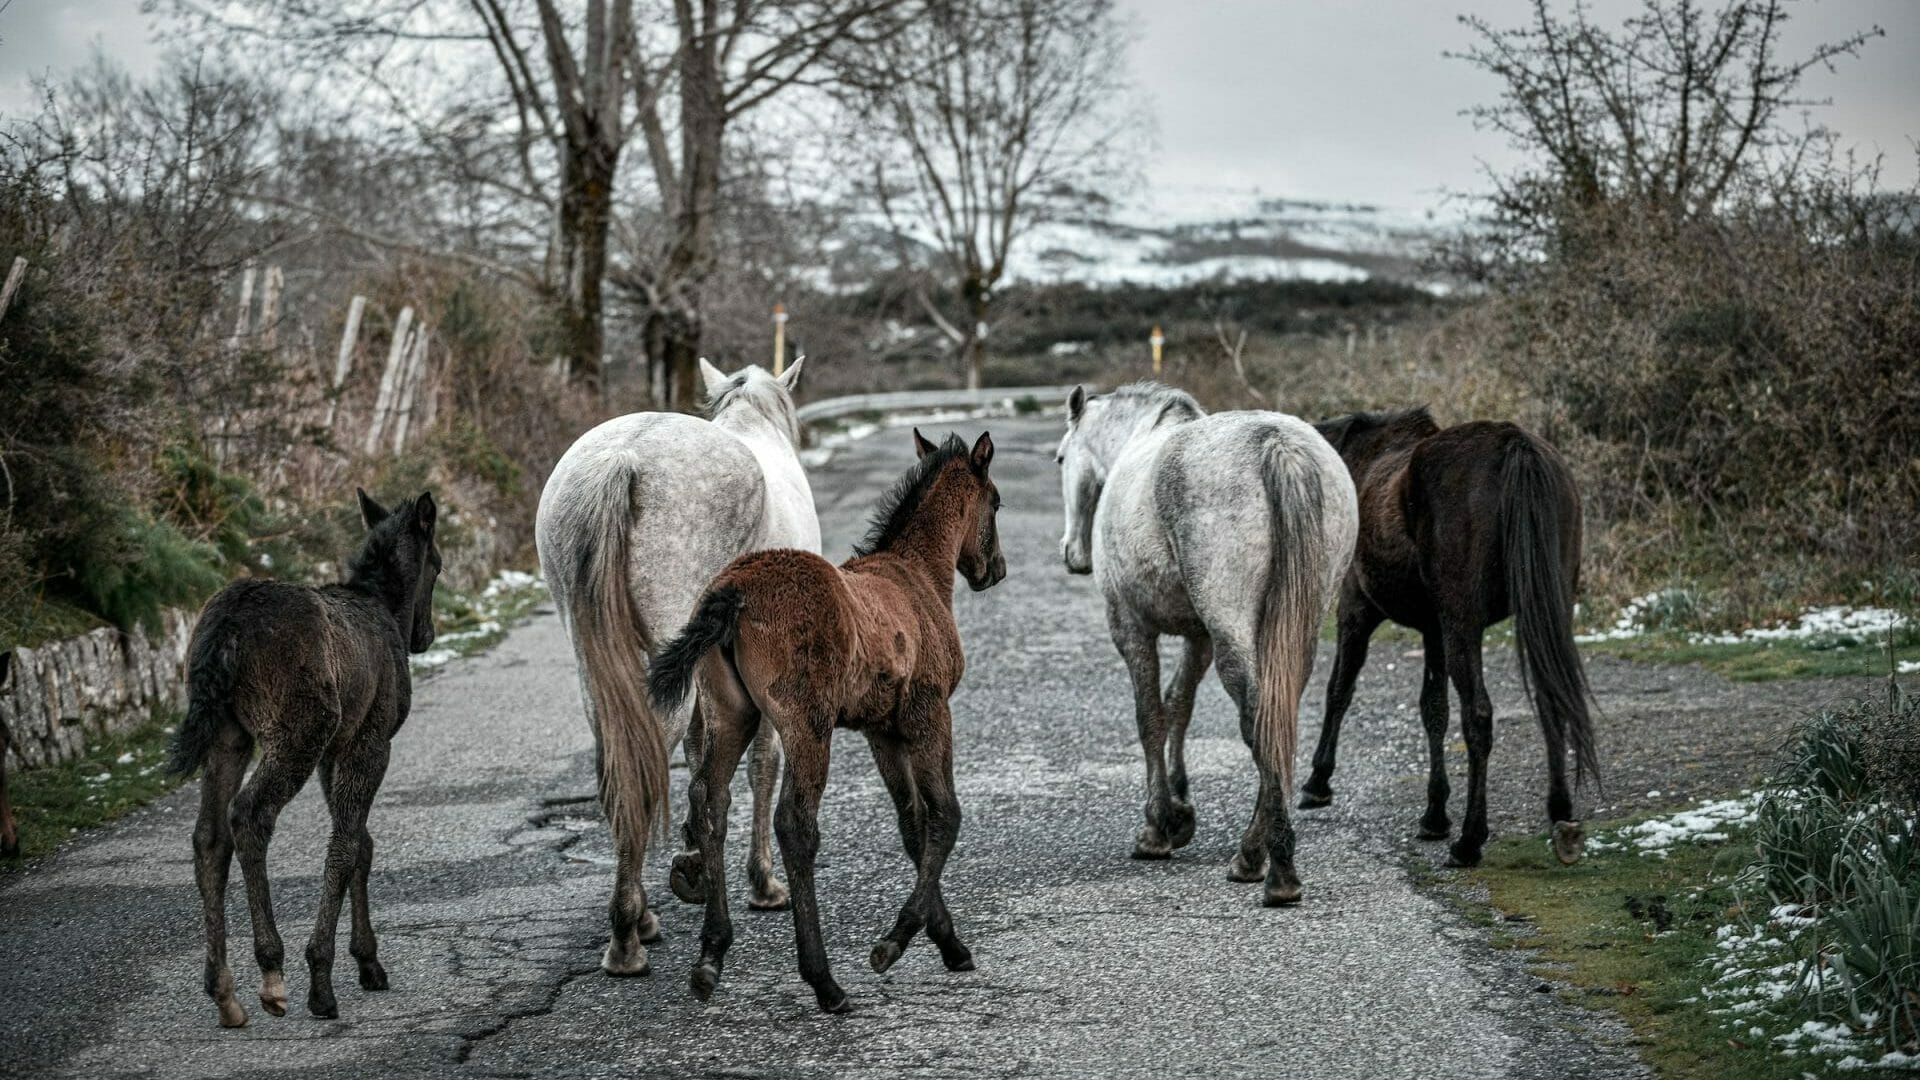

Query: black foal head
[
  {"left": 1314, "top": 406, "right": 1440, "bottom": 467},
  {"left": 352, "top": 489, "right": 443, "bottom": 653}
]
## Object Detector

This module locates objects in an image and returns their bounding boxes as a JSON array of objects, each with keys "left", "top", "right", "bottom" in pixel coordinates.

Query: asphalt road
[{"left": 0, "top": 416, "right": 1685, "bottom": 1078}]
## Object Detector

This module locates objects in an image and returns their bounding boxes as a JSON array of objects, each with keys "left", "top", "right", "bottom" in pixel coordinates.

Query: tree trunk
[
  {"left": 557, "top": 138, "right": 620, "bottom": 388},
  {"left": 965, "top": 275, "right": 990, "bottom": 392}
]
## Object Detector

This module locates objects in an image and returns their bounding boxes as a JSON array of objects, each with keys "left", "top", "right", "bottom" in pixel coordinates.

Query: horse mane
[
  {"left": 707, "top": 367, "right": 800, "bottom": 446},
  {"left": 852, "top": 434, "right": 971, "bottom": 557},
  {"left": 346, "top": 497, "right": 418, "bottom": 596},
  {"left": 1102, "top": 381, "right": 1203, "bottom": 426}
]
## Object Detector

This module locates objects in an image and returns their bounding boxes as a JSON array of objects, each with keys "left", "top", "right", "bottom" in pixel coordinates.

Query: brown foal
[{"left": 650, "top": 429, "right": 1006, "bottom": 1013}]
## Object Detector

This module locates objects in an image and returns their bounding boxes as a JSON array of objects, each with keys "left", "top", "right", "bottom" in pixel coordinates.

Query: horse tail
[
  {"left": 1501, "top": 434, "right": 1601, "bottom": 792},
  {"left": 1252, "top": 437, "right": 1332, "bottom": 794},
  {"left": 648, "top": 586, "right": 746, "bottom": 715},
  {"left": 168, "top": 604, "right": 241, "bottom": 777},
  {"left": 556, "top": 464, "right": 673, "bottom": 845}
]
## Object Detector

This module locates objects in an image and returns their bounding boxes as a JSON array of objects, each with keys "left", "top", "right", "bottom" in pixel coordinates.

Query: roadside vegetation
[{"left": 1458, "top": 688, "right": 1920, "bottom": 1076}]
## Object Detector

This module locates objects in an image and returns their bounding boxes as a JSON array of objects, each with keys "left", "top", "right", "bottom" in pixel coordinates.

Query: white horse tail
[
  {"left": 559, "top": 464, "right": 672, "bottom": 846},
  {"left": 1253, "top": 440, "right": 1330, "bottom": 796}
]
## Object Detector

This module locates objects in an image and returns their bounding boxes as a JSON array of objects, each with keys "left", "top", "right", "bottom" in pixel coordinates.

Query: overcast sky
[{"left": 1, "top": 0, "right": 1913, "bottom": 212}]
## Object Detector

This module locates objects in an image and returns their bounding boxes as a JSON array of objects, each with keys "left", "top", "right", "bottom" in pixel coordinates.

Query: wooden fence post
[
  {"left": 228, "top": 262, "right": 257, "bottom": 347},
  {"left": 391, "top": 326, "right": 431, "bottom": 454},
  {"left": 324, "top": 295, "right": 367, "bottom": 430},
  {"left": 0, "top": 257, "right": 27, "bottom": 322},
  {"left": 363, "top": 306, "right": 414, "bottom": 455},
  {"left": 258, "top": 266, "right": 284, "bottom": 350}
]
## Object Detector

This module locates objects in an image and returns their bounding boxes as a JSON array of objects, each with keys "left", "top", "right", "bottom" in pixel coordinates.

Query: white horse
[
  {"left": 537, "top": 358, "right": 818, "bottom": 976},
  {"left": 1055, "top": 383, "right": 1357, "bottom": 906}
]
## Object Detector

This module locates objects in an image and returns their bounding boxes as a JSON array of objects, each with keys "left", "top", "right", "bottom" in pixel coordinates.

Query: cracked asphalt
[{"left": 0, "top": 416, "right": 1868, "bottom": 1079}]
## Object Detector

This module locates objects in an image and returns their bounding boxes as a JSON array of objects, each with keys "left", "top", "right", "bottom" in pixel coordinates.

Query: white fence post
[
  {"left": 363, "top": 306, "right": 414, "bottom": 455},
  {"left": 391, "top": 326, "right": 430, "bottom": 454},
  {"left": 324, "top": 295, "right": 367, "bottom": 430},
  {"left": 0, "top": 257, "right": 27, "bottom": 322},
  {"left": 228, "top": 262, "right": 257, "bottom": 347},
  {"left": 258, "top": 265, "right": 284, "bottom": 350}
]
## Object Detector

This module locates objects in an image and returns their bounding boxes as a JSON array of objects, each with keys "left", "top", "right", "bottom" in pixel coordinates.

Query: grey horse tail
[
  {"left": 648, "top": 587, "right": 746, "bottom": 714},
  {"left": 168, "top": 612, "right": 239, "bottom": 777},
  {"left": 1253, "top": 439, "right": 1330, "bottom": 795},
  {"left": 1501, "top": 436, "right": 1601, "bottom": 792},
  {"left": 561, "top": 466, "right": 673, "bottom": 844}
]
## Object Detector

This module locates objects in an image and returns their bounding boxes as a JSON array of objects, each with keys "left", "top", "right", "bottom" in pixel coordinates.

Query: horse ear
[
  {"left": 357, "top": 488, "right": 389, "bottom": 529},
  {"left": 1067, "top": 385, "right": 1086, "bottom": 423},
  {"left": 971, "top": 431, "right": 995, "bottom": 472},
  {"left": 697, "top": 357, "right": 730, "bottom": 400},
  {"left": 776, "top": 354, "right": 804, "bottom": 392},
  {"left": 414, "top": 491, "right": 437, "bottom": 534},
  {"left": 912, "top": 428, "right": 938, "bottom": 459}
]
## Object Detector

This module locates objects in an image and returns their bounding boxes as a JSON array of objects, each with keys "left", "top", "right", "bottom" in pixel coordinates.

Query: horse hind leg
[
  {"left": 230, "top": 742, "right": 321, "bottom": 1019},
  {"left": 1108, "top": 612, "right": 1181, "bottom": 860},
  {"left": 1441, "top": 624, "right": 1495, "bottom": 868},
  {"left": 688, "top": 697, "right": 755, "bottom": 1003},
  {"left": 671, "top": 697, "right": 709, "bottom": 905},
  {"left": 1416, "top": 633, "right": 1453, "bottom": 840},
  {"left": 308, "top": 739, "right": 391, "bottom": 1018},
  {"left": 1300, "top": 592, "right": 1382, "bottom": 809},
  {"left": 193, "top": 726, "right": 252, "bottom": 1027},
  {"left": 1161, "top": 635, "right": 1211, "bottom": 848},
  {"left": 745, "top": 721, "right": 790, "bottom": 910}
]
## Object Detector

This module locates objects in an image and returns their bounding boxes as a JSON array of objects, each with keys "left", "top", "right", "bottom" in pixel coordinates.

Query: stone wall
[{"left": 1, "top": 610, "right": 194, "bottom": 770}]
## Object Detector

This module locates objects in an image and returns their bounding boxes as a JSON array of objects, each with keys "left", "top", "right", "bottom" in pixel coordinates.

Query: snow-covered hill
[{"left": 814, "top": 185, "right": 1455, "bottom": 293}]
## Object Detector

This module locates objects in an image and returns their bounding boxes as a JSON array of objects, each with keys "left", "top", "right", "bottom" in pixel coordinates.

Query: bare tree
[
  {"left": 1454, "top": 0, "right": 1882, "bottom": 243},
  {"left": 839, "top": 0, "right": 1133, "bottom": 389},
  {"left": 615, "top": 0, "right": 903, "bottom": 408},
  {"left": 168, "top": 1, "right": 636, "bottom": 386}
]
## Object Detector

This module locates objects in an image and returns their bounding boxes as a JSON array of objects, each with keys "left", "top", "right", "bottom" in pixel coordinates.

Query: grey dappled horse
[
  {"left": 536, "top": 359, "right": 818, "bottom": 977},
  {"left": 1056, "top": 383, "right": 1357, "bottom": 906}
]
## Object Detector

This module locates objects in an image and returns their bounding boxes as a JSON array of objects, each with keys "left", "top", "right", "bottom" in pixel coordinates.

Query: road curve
[{"left": 0, "top": 417, "right": 1644, "bottom": 1079}]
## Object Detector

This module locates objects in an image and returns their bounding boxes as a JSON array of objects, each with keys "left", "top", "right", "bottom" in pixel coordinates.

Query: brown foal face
[{"left": 956, "top": 432, "right": 1007, "bottom": 591}]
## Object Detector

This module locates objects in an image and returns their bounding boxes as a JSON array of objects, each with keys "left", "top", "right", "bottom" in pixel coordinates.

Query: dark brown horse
[
  {"left": 650, "top": 430, "right": 1006, "bottom": 1013},
  {"left": 168, "top": 489, "right": 441, "bottom": 1027},
  {"left": 1299, "top": 409, "right": 1599, "bottom": 867}
]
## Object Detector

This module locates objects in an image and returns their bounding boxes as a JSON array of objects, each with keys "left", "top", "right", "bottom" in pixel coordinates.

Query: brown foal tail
[
  {"left": 564, "top": 468, "right": 672, "bottom": 844},
  {"left": 648, "top": 587, "right": 745, "bottom": 715},
  {"left": 1253, "top": 440, "right": 1331, "bottom": 795},
  {"left": 1501, "top": 436, "right": 1602, "bottom": 792}
]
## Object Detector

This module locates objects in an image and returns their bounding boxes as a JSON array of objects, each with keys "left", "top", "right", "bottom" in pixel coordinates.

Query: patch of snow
[{"left": 1588, "top": 793, "right": 1762, "bottom": 857}]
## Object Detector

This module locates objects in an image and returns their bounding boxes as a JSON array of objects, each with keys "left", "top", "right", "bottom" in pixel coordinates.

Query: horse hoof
[
  {"left": 942, "top": 948, "right": 976, "bottom": 973},
  {"left": 1166, "top": 801, "right": 1197, "bottom": 849},
  {"left": 1552, "top": 820, "right": 1585, "bottom": 865},
  {"left": 601, "top": 943, "right": 651, "bottom": 978},
  {"left": 816, "top": 985, "right": 851, "bottom": 1014},
  {"left": 869, "top": 940, "right": 903, "bottom": 974},
  {"left": 669, "top": 853, "right": 707, "bottom": 905},
  {"left": 1417, "top": 822, "right": 1452, "bottom": 841},
  {"left": 637, "top": 909, "right": 661, "bottom": 944},
  {"left": 1297, "top": 788, "right": 1332, "bottom": 810},
  {"left": 357, "top": 960, "right": 389, "bottom": 991},
  {"left": 690, "top": 963, "right": 720, "bottom": 1002},
  {"left": 1263, "top": 881, "right": 1304, "bottom": 907},
  {"left": 749, "top": 879, "right": 791, "bottom": 911},
  {"left": 216, "top": 998, "right": 248, "bottom": 1028},
  {"left": 259, "top": 973, "right": 288, "bottom": 1017},
  {"left": 1444, "top": 843, "right": 1483, "bottom": 868},
  {"left": 307, "top": 993, "right": 338, "bottom": 1020},
  {"left": 1227, "top": 852, "right": 1266, "bottom": 883},
  {"left": 1132, "top": 828, "right": 1173, "bottom": 860}
]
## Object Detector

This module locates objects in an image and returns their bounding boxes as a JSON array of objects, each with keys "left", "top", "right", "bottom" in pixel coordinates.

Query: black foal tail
[
  {"left": 648, "top": 586, "right": 746, "bottom": 714},
  {"left": 1501, "top": 437, "right": 1601, "bottom": 792},
  {"left": 167, "top": 617, "right": 240, "bottom": 777}
]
